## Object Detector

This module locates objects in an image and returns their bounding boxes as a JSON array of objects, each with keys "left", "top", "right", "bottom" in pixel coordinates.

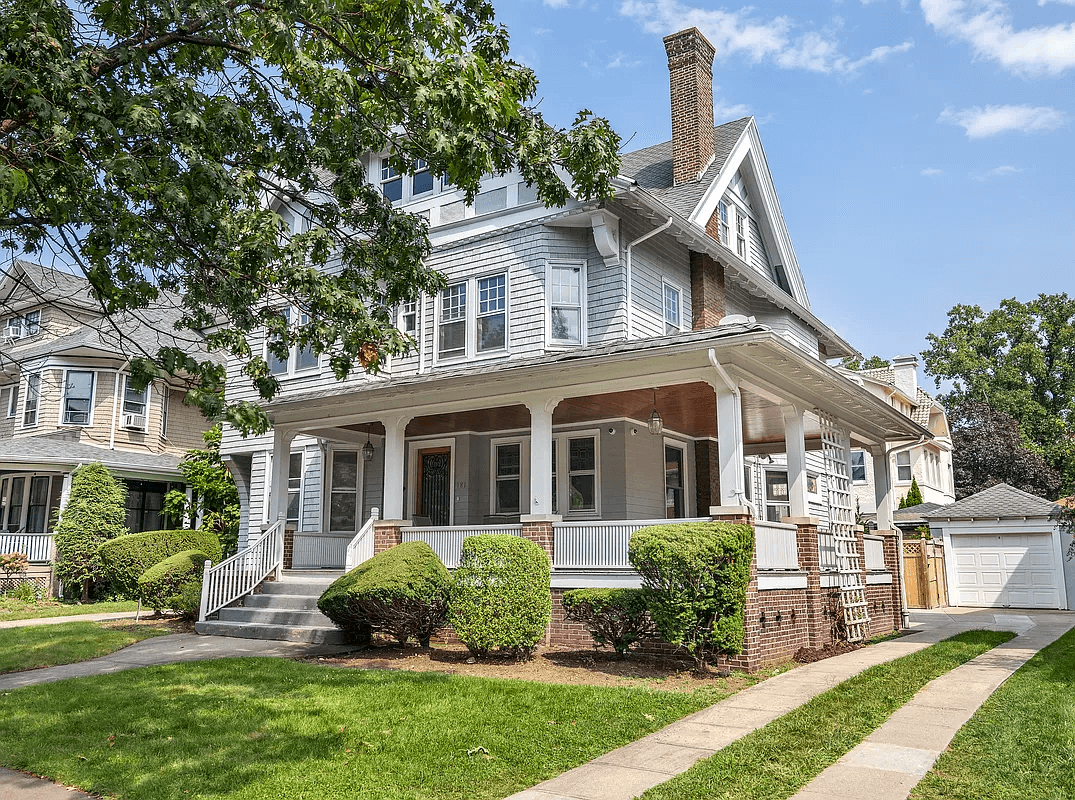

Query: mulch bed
[{"left": 793, "top": 641, "right": 862, "bottom": 664}]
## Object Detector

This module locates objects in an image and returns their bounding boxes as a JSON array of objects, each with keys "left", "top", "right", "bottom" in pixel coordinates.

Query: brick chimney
[{"left": 664, "top": 27, "right": 716, "bottom": 186}]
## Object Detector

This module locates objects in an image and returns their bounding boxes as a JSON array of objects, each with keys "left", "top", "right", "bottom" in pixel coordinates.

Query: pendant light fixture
[
  {"left": 648, "top": 388, "right": 664, "bottom": 436},
  {"left": 362, "top": 423, "right": 375, "bottom": 462}
]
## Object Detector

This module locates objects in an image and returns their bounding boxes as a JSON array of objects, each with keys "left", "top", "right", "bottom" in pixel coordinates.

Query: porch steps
[{"left": 194, "top": 570, "right": 348, "bottom": 645}]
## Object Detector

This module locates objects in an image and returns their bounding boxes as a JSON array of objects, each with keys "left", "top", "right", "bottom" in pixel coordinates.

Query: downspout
[
  {"left": 109, "top": 358, "right": 132, "bottom": 450},
  {"left": 882, "top": 435, "right": 927, "bottom": 630},
  {"left": 625, "top": 216, "right": 673, "bottom": 339},
  {"left": 707, "top": 348, "right": 751, "bottom": 513}
]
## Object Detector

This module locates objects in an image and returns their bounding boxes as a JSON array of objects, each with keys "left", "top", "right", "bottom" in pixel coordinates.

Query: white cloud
[
  {"left": 618, "top": 0, "right": 913, "bottom": 73},
  {"left": 1039, "top": 0, "right": 1075, "bottom": 6},
  {"left": 715, "top": 101, "right": 752, "bottom": 121},
  {"left": 534, "top": 28, "right": 553, "bottom": 35},
  {"left": 939, "top": 104, "right": 1065, "bottom": 137},
  {"left": 974, "top": 164, "right": 1021, "bottom": 179},
  {"left": 607, "top": 53, "right": 643, "bottom": 69},
  {"left": 543, "top": 0, "right": 571, "bottom": 7},
  {"left": 921, "top": 167, "right": 943, "bottom": 175},
  {"left": 921, "top": 0, "right": 1075, "bottom": 76}
]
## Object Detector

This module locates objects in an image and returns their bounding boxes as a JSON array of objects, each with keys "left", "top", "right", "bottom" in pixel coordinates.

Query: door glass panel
[
  {"left": 329, "top": 452, "right": 359, "bottom": 532},
  {"left": 420, "top": 451, "right": 451, "bottom": 526},
  {"left": 665, "top": 446, "right": 684, "bottom": 519}
]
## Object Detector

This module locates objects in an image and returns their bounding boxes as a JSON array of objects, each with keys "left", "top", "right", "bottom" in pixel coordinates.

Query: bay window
[
  {"left": 22, "top": 373, "right": 40, "bottom": 427},
  {"left": 62, "top": 370, "right": 95, "bottom": 425},
  {"left": 438, "top": 282, "right": 467, "bottom": 357},
  {"left": 477, "top": 275, "right": 506, "bottom": 352},
  {"left": 122, "top": 376, "right": 148, "bottom": 430}
]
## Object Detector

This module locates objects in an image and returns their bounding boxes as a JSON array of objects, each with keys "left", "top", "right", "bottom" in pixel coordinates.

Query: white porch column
[
  {"left": 871, "top": 444, "right": 894, "bottom": 531},
  {"left": 382, "top": 414, "right": 412, "bottom": 520},
  {"left": 525, "top": 395, "right": 561, "bottom": 516},
  {"left": 781, "top": 404, "right": 809, "bottom": 519},
  {"left": 715, "top": 381, "right": 745, "bottom": 506},
  {"left": 270, "top": 426, "right": 297, "bottom": 525}
]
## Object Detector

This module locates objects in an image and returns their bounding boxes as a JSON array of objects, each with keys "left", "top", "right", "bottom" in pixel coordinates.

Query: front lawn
[
  {"left": 0, "top": 597, "right": 139, "bottom": 621},
  {"left": 911, "top": 626, "right": 1075, "bottom": 799},
  {"left": 0, "top": 621, "right": 175, "bottom": 674},
  {"left": 639, "top": 630, "right": 1014, "bottom": 800},
  {"left": 0, "top": 658, "right": 726, "bottom": 800}
]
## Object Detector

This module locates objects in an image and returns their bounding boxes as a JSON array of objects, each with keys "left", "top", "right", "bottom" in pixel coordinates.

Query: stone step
[
  {"left": 259, "top": 579, "right": 337, "bottom": 596},
  {"left": 194, "top": 620, "right": 347, "bottom": 645},
  {"left": 217, "top": 606, "right": 335, "bottom": 627},
  {"left": 242, "top": 593, "right": 322, "bottom": 611}
]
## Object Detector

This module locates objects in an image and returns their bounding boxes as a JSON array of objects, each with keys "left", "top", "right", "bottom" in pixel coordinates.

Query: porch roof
[
  {"left": 266, "top": 325, "right": 927, "bottom": 447},
  {"left": 0, "top": 438, "right": 181, "bottom": 477}
]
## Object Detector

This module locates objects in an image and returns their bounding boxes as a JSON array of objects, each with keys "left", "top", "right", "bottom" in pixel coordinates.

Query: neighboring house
[
  {"left": 925, "top": 483, "right": 1071, "bottom": 610},
  {"left": 837, "top": 355, "right": 956, "bottom": 523},
  {"left": 892, "top": 502, "right": 944, "bottom": 536},
  {"left": 208, "top": 28, "right": 930, "bottom": 664},
  {"left": 0, "top": 260, "right": 212, "bottom": 582}
]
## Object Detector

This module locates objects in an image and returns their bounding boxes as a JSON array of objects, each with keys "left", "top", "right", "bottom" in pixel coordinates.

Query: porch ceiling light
[
  {"left": 648, "top": 388, "right": 664, "bottom": 436},
  {"left": 362, "top": 424, "right": 375, "bottom": 462}
]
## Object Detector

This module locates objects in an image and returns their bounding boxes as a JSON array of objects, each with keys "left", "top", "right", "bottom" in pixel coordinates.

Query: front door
[{"left": 416, "top": 447, "right": 451, "bottom": 526}]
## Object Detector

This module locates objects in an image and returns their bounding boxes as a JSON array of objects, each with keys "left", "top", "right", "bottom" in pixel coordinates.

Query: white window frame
[
  {"left": 735, "top": 207, "right": 747, "bottom": 259},
  {"left": 266, "top": 307, "right": 319, "bottom": 377},
  {"left": 763, "top": 468, "right": 790, "bottom": 524},
  {"left": 434, "top": 271, "right": 509, "bottom": 363},
  {"left": 398, "top": 299, "right": 420, "bottom": 339},
  {"left": 120, "top": 374, "right": 150, "bottom": 431},
  {"left": 2, "top": 385, "right": 12, "bottom": 418},
  {"left": 61, "top": 369, "right": 96, "bottom": 426},
  {"left": 159, "top": 388, "right": 170, "bottom": 439},
  {"left": 380, "top": 157, "right": 402, "bottom": 203},
  {"left": 22, "top": 372, "right": 41, "bottom": 428},
  {"left": 895, "top": 450, "right": 912, "bottom": 483},
  {"left": 663, "top": 438, "right": 689, "bottom": 519},
  {"left": 324, "top": 447, "right": 366, "bottom": 534},
  {"left": 850, "top": 451, "right": 867, "bottom": 483},
  {"left": 412, "top": 158, "right": 433, "bottom": 197},
  {"left": 718, "top": 201, "right": 730, "bottom": 244},
  {"left": 546, "top": 260, "right": 587, "bottom": 348},
  {"left": 662, "top": 280, "right": 685, "bottom": 335},
  {"left": 287, "top": 449, "right": 304, "bottom": 529},
  {"left": 554, "top": 429, "right": 601, "bottom": 518},
  {"left": 489, "top": 437, "right": 529, "bottom": 516}
]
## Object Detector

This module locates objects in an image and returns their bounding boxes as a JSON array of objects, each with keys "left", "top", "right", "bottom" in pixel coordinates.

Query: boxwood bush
[
  {"left": 318, "top": 541, "right": 451, "bottom": 646},
  {"left": 99, "top": 529, "right": 223, "bottom": 599},
  {"left": 629, "top": 522, "right": 753, "bottom": 671},
  {"left": 137, "top": 549, "right": 209, "bottom": 617},
  {"left": 449, "top": 534, "right": 551, "bottom": 659},
  {"left": 562, "top": 587, "right": 654, "bottom": 658}
]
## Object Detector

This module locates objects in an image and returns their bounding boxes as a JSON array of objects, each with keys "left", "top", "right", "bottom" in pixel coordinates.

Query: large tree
[
  {"left": 923, "top": 294, "right": 1075, "bottom": 495},
  {"left": 0, "top": 0, "right": 620, "bottom": 432}
]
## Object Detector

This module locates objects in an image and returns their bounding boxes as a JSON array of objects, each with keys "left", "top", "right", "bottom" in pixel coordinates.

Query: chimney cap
[
  {"left": 892, "top": 355, "right": 919, "bottom": 366},
  {"left": 663, "top": 27, "right": 717, "bottom": 60}
]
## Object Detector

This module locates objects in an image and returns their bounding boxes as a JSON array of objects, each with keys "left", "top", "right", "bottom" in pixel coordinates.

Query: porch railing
[
  {"left": 404, "top": 524, "right": 522, "bottom": 569},
  {"left": 344, "top": 508, "right": 380, "bottom": 571},
  {"left": 818, "top": 532, "right": 838, "bottom": 571},
  {"left": 199, "top": 519, "right": 284, "bottom": 622},
  {"left": 755, "top": 521, "right": 799, "bottom": 570},
  {"left": 864, "top": 535, "right": 886, "bottom": 571},
  {"left": 0, "top": 532, "right": 54, "bottom": 563},
  {"left": 553, "top": 518, "right": 708, "bottom": 570}
]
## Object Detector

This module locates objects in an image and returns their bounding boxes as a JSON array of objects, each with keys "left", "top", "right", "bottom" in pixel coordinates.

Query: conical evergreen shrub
[{"left": 54, "top": 462, "right": 128, "bottom": 601}]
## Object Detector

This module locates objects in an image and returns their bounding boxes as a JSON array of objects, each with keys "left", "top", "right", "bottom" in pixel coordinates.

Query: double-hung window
[
  {"left": 380, "top": 158, "right": 402, "bottom": 202},
  {"left": 718, "top": 201, "right": 730, "bottom": 244},
  {"left": 122, "top": 376, "right": 148, "bottom": 430},
  {"left": 895, "top": 451, "right": 912, "bottom": 482},
  {"left": 6, "top": 383, "right": 16, "bottom": 417},
  {"left": 399, "top": 301, "right": 419, "bottom": 338},
  {"left": 62, "top": 370, "right": 94, "bottom": 425},
  {"left": 567, "top": 436, "right": 597, "bottom": 512},
  {"left": 549, "top": 262, "right": 583, "bottom": 345},
  {"left": 268, "top": 308, "right": 318, "bottom": 375},
  {"left": 764, "top": 470, "right": 790, "bottom": 523},
  {"left": 850, "top": 451, "right": 867, "bottom": 483},
  {"left": 160, "top": 390, "right": 169, "bottom": 438},
  {"left": 22, "top": 373, "right": 40, "bottom": 427},
  {"left": 412, "top": 159, "right": 433, "bottom": 196},
  {"left": 287, "top": 452, "right": 303, "bottom": 527},
  {"left": 663, "top": 282, "right": 683, "bottom": 334},
  {"left": 436, "top": 273, "right": 508, "bottom": 360},
  {"left": 494, "top": 442, "right": 522, "bottom": 514},
  {"left": 735, "top": 210, "right": 747, "bottom": 258},
  {"left": 24, "top": 310, "right": 40, "bottom": 336}
]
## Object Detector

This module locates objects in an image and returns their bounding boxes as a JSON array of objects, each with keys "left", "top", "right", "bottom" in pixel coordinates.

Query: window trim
[
  {"left": 850, "top": 451, "right": 868, "bottom": 484},
  {"left": 5, "top": 383, "right": 16, "bottom": 418},
  {"left": 546, "top": 260, "right": 587, "bottom": 349},
  {"left": 120, "top": 374, "right": 150, "bottom": 431},
  {"left": 61, "top": 369, "right": 97, "bottom": 426},
  {"left": 763, "top": 468, "right": 791, "bottom": 524},
  {"left": 554, "top": 429, "right": 601, "bottom": 518},
  {"left": 489, "top": 437, "right": 528, "bottom": 516},
  {"left": 433, "top": 271, "right": 509, "bottom": 363},
  {"left": 406, "top": 437, "right": 456, "bottom": 524},
  {"left": 1, "top": 472, "right": 58, "bottom": 534},
  {"left": 21, "top": 372, "right": 40, "bottom": 428},
  {"left": 895, "top": 450, "right": 912, "bottom": 483},
  {"left": 325, "top": 447, "right": 367, "bottom": 534},
  {"left": 159, "top": 387, "right": 170, "bottom": 440},
  {"left": 662, "top": 279, "right": 685, "bottom": 335},
  {"left": 265, "top": 307, "right": 320, "bottom": 377},
  {"left": 287, "top": 449, "right": 304, "bottom": 530}
]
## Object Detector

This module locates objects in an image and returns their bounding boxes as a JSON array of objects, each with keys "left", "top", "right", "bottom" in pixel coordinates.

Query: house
[
  {"left": 207, "top": 28, "right": 930, "bottom": 667},
  {"left": 925, "top": 483, "right": 1072, "bottom": 610},
  {"left": 0, "top": 260, "right": 212, "bottom": 592}
]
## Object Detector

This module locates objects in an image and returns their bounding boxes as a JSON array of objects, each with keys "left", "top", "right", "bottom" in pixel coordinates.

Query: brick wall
[
  {"left": 283, "top": 530, "right": 294, "bottom": 570},
  {"left": 520, "top": 517, "right": 556, "bottom": 560},
  {"left": 693, "top": 441, "right": 721, "bottom": 517},
  {"left": 373, "top": 521, "right": 404, "bottom": 554},
  {"left": 689, "top": 251, "right": 726, "bottom": 329}
]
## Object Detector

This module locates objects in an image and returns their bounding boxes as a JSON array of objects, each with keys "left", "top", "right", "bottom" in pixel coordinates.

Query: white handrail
[
  {"left": 553, "top": 518, "right": 709, "bottom": 570},
  {"left": 345, "top": 508, "right": 380, "bottom": 571},
  {"left": 0, "top": 532, "right": 54, "bottom": 563},
  {"left": 198, "top": 519, "right": 285, "bottom": 622}
]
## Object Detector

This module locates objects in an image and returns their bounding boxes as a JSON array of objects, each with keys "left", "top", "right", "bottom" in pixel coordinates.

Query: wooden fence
[{"left": 903, "top": 538, "right": 948, "bottom": 608}]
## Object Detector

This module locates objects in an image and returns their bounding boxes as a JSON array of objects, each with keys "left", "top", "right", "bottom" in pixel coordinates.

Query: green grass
[
  {"left": 0, "top": 621, "right": 171, "bottom": 674},
  {"left": 0, "top": 597, "right": 139, "bottom": 621},
  {"left": 640, "top": 630, "right": 1015, "bottom": 800},
  {"left": 0, "top": 658, "right": 728, "bottom": 800},
  {"left": 911, "top": 627, "right": 1075, "bottom": 799}
]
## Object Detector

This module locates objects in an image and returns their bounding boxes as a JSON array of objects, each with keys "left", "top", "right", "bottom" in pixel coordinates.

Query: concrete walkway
[
  {"left": 0, "top": 611, "right": 139, "bottom": 629},
  {"left": 507, "top": 608, "right": 1074, "bottom": 800}
]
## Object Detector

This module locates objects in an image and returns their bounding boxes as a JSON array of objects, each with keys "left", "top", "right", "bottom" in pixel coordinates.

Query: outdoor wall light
[
  {"left": 648, "top": 388, "right": 664, "bottom": 436},
  {"left": 362, "top": 424, "right": 375, "bottom": 462}
]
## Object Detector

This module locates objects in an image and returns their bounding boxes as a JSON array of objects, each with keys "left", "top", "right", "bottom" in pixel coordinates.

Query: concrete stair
[{"left": 194, "top": 570, "right": 348, "bottom": 644}]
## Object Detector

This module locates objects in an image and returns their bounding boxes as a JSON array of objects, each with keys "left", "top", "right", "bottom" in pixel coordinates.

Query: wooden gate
[{"left": 903, "top": 539, "right": 949, "bottom": 608}]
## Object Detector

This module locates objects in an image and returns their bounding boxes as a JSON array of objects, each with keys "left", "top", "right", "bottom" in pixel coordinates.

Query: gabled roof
[
  {"left": 0, "top": 259, "right": 97, "bottom": 310},
  {"left": 911, "top": 388, "right": 934, "bottom": 427},
  {"left": 619, "top": 118, "right": 751, "bottom": 219},
  {"left": 848, "top": 366, "right": 941, "bottom": 429},
  {"left": 924, "top": 483, "right": 1059, "bottom": 520}
]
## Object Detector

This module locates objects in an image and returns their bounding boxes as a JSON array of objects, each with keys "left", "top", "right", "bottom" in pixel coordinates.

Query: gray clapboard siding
[
  {"left": 299, "top": 442, "right": 322, "bottom": 533},
  {"left": 361, "top": 441, "right": 385, "bottom": 523},
  {"left": 623, "top": 423, "right": 667, "bottom": 519},
  {"left": 620, "top": 210, "right": 693, "bottom": 339},
  {"left": 748, "top": 217, "right": 772, "bottom": 276}
]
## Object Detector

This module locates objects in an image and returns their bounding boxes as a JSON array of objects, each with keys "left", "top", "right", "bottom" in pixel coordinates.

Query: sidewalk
[
  {"left": 507, "top": 608, "right": 1074, "bottom": 800},
  {"left": 0, "top": 611, "right": 139, "bottom": 629}
]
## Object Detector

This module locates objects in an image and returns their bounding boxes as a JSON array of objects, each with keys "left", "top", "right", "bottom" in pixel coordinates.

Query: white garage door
[{"left": 949, "top": 533, "right": 1062, "bottom": 609}]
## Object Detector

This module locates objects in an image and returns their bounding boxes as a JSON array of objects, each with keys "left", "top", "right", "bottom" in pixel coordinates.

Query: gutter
[{"left": 624, "top": 210, "right": 673, "bottom": 339}]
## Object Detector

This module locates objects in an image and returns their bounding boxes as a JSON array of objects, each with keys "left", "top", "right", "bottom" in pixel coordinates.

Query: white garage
[{"left": 925, "top": 483, "right": 1071, "bottom": 611}]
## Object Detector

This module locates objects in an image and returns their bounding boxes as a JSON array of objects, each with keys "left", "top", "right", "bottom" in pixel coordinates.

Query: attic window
[{"left": 773, "top": 265, "right": 793, "bottom": 297}]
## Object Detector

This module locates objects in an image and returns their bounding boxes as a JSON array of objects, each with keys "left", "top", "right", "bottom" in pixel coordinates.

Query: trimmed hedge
[
  {"left": 629, "top": 522, "right": 753, "bottom": 670},
  {"left": 98, "top": 529, "right": 223, "bottom": 599},
  {"left": 318, "top": 541, "right": 451, "bottom": 646},
  {"left": 449, "top": 534, "right": 551, "bottom": 659},
  {"left": 562, "top": 588, "right": 654, "bottom": 658},
  {"left": 137, "top": 549, "right": 209, "bottom": 617}
]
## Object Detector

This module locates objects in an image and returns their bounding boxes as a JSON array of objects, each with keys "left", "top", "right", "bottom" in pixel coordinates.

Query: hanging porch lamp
[
  {"left": 362, "top": 424, "right": 375, "bottom": 462},
  {"left": 648, "top": 388, "right": 664, "bottom": 436}
]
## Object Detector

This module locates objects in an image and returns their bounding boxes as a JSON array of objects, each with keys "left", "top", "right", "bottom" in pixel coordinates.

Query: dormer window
[
  {"left": 380, "top": 159, "right": 402, "bottom": 202},
  {"left": 718, "top": 201, "right": 729, "bottom": 244},
  {"left": 4, "top": 310, "right": 40, "bottom": 340},
  {"left": 735, "top": 210, "right": 746, "bottom": 258}
]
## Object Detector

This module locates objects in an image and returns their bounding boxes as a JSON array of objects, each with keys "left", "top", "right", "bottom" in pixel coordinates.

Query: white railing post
[{"left": 198, "top": 558, "right": 212, "bottom": 623}]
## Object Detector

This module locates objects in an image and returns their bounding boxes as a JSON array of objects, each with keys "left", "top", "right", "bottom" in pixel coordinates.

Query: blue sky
[{"left": 495, "top": 0, "right": 1075, "bottom": 385}]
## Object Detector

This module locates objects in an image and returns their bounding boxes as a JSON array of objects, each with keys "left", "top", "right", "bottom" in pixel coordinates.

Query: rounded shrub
[
  {"left": 319, "top": 541, "right": 451, "bottom": 646},
  {"left": 98, "top": 529, "right": 223, "bottom": 599},
  {"left": 449, "top": 534, "right": 551, "bottom": 659},
  {"left": 629, "top": 522, "right": 753, "bottom": 671},
  {"left": 137, "top": 549, "right": 210, "bottom": 617},
  {"left": 562, "top": 587, "right": 654, "bottom": 658}
]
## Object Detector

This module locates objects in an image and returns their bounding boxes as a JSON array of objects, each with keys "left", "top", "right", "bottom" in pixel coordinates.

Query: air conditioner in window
[
  {"left": 3, "top": 325, "right": 22, "bottom": 342},
  {"left": 122, "top": 413, "right": 146, "bottom": 431}
]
